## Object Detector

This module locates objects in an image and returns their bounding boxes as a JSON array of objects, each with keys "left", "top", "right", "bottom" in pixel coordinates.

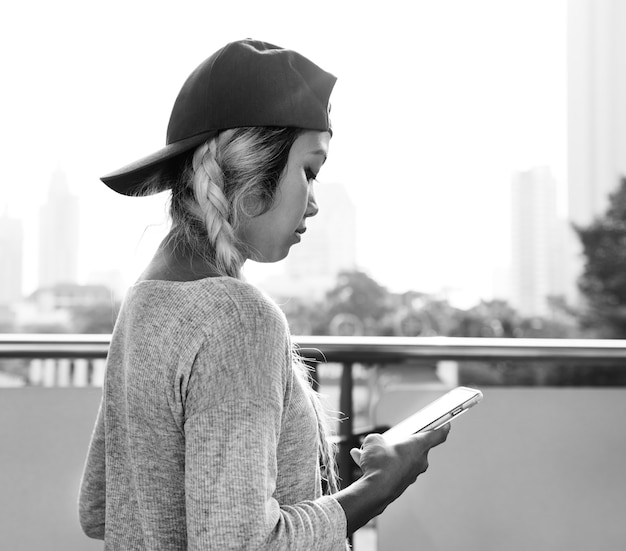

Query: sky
[{"left": 1, "top": 0, "right": 566, "bottom": 305}]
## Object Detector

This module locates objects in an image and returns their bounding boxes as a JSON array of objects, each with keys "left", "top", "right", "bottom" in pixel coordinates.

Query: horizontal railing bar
[
  {"left": 0, "top": 334, "right": 110, "bottom": 359},
  {"left": 1, "top": 334, "right": 626, "bottom": 362},
  {"left": 296, "top": 336, "right": 626, "bottom": 362}
]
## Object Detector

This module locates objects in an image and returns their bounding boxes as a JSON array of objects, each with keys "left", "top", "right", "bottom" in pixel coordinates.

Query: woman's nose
[{"left": 305, "top": 187, "right": 319, "bottom": 218}]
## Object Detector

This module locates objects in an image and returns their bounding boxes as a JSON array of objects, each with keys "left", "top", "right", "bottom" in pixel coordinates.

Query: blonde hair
[{"left": 164, "top": 127, "right": 302, "bottom": 278}]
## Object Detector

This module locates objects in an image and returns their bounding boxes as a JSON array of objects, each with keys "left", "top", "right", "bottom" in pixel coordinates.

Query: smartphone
[{"left": 382, "top": 386, "right": 483, "bottom": 445}]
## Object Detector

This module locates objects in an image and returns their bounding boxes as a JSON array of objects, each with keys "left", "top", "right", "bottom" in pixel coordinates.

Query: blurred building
[
  {"left": 39, "top": 168, "right": 79, "bottom": 288},
  {"left": 0, "top": 210, "right": 24, "bottom": 305},
  {"left": 567, "top": 0, "right": 626, "bottom": 303},
  {"left": 259, "top": 183, "right": 357, "bottom": 300},
  {"left": 15, "top": 283, "right": 113, "bottom": 330},
  {"left": 510, "top": 166, "right": 568, "bottom": 317}
]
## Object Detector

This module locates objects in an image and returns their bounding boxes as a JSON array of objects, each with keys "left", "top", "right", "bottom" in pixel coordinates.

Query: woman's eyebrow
[{"left": 309, "top": 149, "right": 328, "bottom": 162}]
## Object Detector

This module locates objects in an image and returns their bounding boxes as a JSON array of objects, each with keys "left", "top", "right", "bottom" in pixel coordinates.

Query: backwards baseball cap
[{"left": 100, "top": 39, "right": 336, "bottom": 196}]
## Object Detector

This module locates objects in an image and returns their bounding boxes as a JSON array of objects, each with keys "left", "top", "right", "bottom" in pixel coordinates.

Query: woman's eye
[{"left": 305, "top": 168, "right": 318, "bottom": 182}]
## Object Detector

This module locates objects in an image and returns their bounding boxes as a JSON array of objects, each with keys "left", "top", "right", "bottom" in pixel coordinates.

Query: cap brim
[{"left": 100, "top": 130, "right": 218, "bottom": 196}]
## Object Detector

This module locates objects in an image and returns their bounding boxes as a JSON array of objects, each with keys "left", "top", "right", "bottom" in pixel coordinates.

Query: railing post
[
  {"left": 338, "top": 361, "right": 355, "bottom": 545},
  {"left": 338, "top": 361, "right": 354, "bottom": 488}
]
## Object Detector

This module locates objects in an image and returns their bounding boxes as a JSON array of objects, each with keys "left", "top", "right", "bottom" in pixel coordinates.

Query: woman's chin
[{"left": 247, "top": 248, "right": 290, "bottom": 264}]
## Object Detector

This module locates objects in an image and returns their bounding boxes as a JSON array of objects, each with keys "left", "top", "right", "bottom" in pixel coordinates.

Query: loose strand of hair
[{"left": 291, "top": 349, "right": 341, "bottom": 495}]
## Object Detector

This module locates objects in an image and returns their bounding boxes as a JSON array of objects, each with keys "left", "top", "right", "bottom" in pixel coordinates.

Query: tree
[
  {"left": 451, "top": 300, "right": 520, "bottom": 338},
  {"left": 575, "top": 177, "right": 626, "bottom": 337},
  {"left": 322, "top": 270, "right": 394, "bottom": 335}
]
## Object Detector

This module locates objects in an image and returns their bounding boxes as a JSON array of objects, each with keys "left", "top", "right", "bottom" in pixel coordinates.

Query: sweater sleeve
[
  {"left": 182, "top": 301, "right": 347, "bottom": 550},
  {"left": 78, "top": 398, "right": 106, "bottom": 540}
]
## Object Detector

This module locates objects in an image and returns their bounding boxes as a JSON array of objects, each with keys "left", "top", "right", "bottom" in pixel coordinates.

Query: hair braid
[
  {"left": 167, "top": 127, "right": 303, "bottom": 278},
  {"left": 190, "top": 139, "right": 244, "bottom": 278}
]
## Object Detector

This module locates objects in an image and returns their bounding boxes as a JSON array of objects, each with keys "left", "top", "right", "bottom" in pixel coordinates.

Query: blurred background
[
  {"left": 2, "top": 0, "right": 570, "bottom": 332},
  {"left": 3, "top": 0, "right": 626, "bottom": 371},
  {"left": 2, "top": 1, "right": 626, "bottom": 550}
]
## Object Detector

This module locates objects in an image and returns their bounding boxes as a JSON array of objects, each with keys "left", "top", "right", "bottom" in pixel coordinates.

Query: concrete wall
[
  {"left": 0, "top": 388, "right": 102, "bottom": 551},
  {"left": 375, "top": 386, "right": 626, "bottom": 551},
  {"left": 2, "top": 387, "right": 625, "bottom": 550}
]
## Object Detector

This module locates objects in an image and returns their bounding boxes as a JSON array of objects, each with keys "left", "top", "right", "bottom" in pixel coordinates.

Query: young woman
[{"left": 79, "top": 39, "right": 450, "bottom": 550}]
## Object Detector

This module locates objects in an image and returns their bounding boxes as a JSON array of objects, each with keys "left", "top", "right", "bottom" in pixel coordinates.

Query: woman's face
[{"left": 237, "top": 130, "right": 330, "bottom": 263}]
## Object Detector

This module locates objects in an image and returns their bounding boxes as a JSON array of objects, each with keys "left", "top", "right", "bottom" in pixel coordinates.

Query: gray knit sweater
[{"left": 79, "top": 277, "right": 347, "bottom": 550}]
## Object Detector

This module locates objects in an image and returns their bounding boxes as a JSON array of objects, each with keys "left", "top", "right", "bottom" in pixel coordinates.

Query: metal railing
[
  {"left": 0, "top": 333, "right": 111, "bottom": 359},
  {"left": 2, "top": 333, "right": 626, "bottom": 543},
  {"left": 4, "top": 333, "right": 626, "bottom": 361}
]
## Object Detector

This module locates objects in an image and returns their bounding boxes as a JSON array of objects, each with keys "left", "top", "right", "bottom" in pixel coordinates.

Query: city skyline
[
  {"left": 3, "top": 0, "right": 567, "bottom": 308},
  {"left": 8, "top": 162, "right": 571, "bottom": 310}
]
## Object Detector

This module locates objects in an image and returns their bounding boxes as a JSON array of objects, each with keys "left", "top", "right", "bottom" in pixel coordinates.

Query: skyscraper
[
  {"left": 568, "top": 0, "right": 626, "bottom": 226},
  {"left": 0, "top": 210, "right": 24, "bottom": 305},
  {"left": 511, "top": 166, "right": 566, "bottom": 317},
  {"left": 567, "top": 0, "right": 626, "bottom": 302},
  {"left": 38, "top": 168, "right": 79, "bottom": 288}
]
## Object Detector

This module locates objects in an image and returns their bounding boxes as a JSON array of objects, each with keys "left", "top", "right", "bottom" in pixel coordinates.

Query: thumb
[{"left": 350, "top": 447, "right": 362, "bottom": 467}]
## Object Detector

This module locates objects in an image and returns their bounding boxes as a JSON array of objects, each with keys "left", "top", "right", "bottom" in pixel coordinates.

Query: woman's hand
[
  {"left": 351, "top": 426, "right": 450, "bottom": 504},
  {"left": 335, "top": 425, "right": 450, "bottom": 534}
]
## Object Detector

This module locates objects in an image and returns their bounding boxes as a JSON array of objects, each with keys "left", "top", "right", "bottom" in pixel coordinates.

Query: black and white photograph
[{"left": 1, "top": 1, "right": 625, "bottom": 550}]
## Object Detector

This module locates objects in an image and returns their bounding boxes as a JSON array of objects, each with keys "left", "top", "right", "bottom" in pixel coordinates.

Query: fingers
[
  {"left": 407, "top": 427, "right": 450, "bottom": 477},
  {"left": 432, "top": 422, "right": 451, "bottom": 445},
  {"left": 357, "top": 427, "right": 450, "bottom": 468},
  {"left": 350, "top": 448, "right": 362, "bottom": 467},
  {"left": 409, "top": 423, "right": 451, "bottom": 450},
  {"left": 362, "top": 433, "right": 386, "bottom": 446}
]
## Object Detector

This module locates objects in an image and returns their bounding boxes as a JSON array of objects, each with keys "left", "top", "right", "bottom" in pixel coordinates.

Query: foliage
[
  {"left": 326, "top": 271, "right": 392, "bottom": 326},
  {"left": 451, "top": 300, "right": 520, "bottom": 337},
  {"left": 3, "top": 269, "right": 581, "bottom": 339},
  {"left": 575, "top": 177, "right": 626, "bottom": 337},
  {"left": 280, "top": 269, "right": 579, "bottom": 339}
]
